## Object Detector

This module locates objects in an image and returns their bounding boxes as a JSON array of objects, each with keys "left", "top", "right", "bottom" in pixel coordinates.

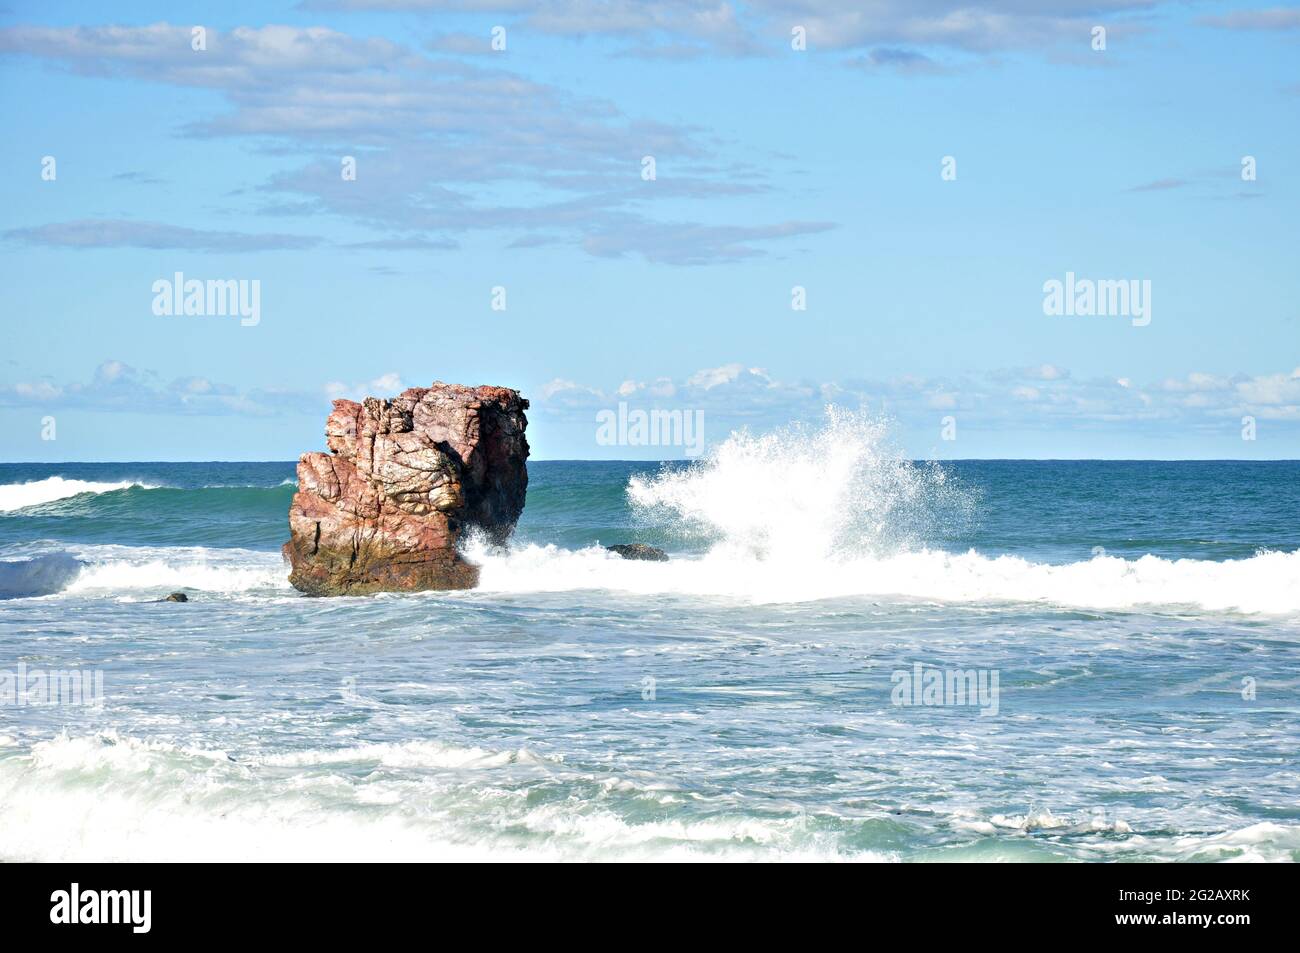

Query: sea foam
[
  {"left": 0, "top": 731, "right": 877, "bottom": 862},
  {"left": 0, "top": 544, "right": 289, "bottom": 598},
  {"left": 469, "top": 541, "right": 1300, "bottom": 614},
  {"left": 65, "top": 547, "right": 289, "bottom": 596}
]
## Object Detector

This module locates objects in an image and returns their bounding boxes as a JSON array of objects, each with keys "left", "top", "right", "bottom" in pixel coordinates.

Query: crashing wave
[
  {"left": 0, "top": 553, "right": 85, "bottom": 599},
  {"left": 0, "top": 477, "right": 155, "bottom": 513}
]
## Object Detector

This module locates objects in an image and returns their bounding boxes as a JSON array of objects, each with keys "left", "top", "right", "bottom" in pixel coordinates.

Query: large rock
[{"left": 284, "top": 382, "right": 529, "bottom": 595}]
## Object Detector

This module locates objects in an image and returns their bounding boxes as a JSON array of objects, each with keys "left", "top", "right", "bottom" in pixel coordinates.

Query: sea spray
[
  {"left": 464, "top": 414, "right": 1300, "bottom": 613},
  {"left": 626, "top": 407, "right": 975, "bottom": 560}
]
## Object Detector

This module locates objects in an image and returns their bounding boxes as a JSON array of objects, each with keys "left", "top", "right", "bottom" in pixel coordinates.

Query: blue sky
[{"left": 1, "top": 0, "right": 1297, "bottom": 461}]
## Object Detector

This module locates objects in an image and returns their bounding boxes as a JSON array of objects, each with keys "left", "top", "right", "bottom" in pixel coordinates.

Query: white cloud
[
  {"left": 324, "top": 372, "right": 404, "bottom": 401},
  {"left": 687, "top": 363, "right": 745, "bottom": 390},
  {"left": 1162, "top": 372, "right": 1231, "bottom": 393},
  {"left": 308, "top": 1, "right": 1160, "bottom": 62},
  {"left": 4, "top": 219, "right": 321, "bottom": 252},
  {"left": 1035, "top": 364, "right": 1066, "bottom": 381},
  {"left": 531, "top": 362, "right": 1300, "bottom": 436},
  {"left": 1235, "top": 371, "right": 1300, "bottom": 406},
  {"left": 0, "top": 360, "right": 324, "bottom": 416},
  {"left": 539, "top": 378, "right": 606, "bottom": 405},
  {"left": 14, "top": 381, "right": 62, "bottom": 400},
  {"left": 369, "top": 372, "right": 403, "bottom": 393},
  {"left": 0, "top": 23, "right": 830, "bottom": 264}
]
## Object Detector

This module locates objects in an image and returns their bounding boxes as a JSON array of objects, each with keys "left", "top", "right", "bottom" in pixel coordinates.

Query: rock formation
[
  {"left": 284, "top": 382, "right": 529, "bottom": 595},
  {"left": 606, "top": 543, "right": 669, "bottom": 562}
]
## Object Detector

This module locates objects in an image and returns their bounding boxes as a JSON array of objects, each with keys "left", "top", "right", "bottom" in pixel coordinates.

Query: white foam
[
  {"left": 0, "top": 733, "right": 884, "bottom": 862},
  {"left": 1170, "top": 822, "right": 1300, "bottom": 863},
  {"left": 5, "top": 733, "right": 1295, "bottom": 862},
  {"left": 0, "top": 476, "right": 154, "bottom": 512},
  {"left": 57, "top": 545, "right": 289, "bottom": 595},
  {"left": 468, "top": 409, "right": 1300, "bottom": 614},
  {"left": 627, "top": 407, "right": 968, "bottom": 558},
  {"left": 28, "top": 732, "right": 234, "bottom": 773},
  {"left": 255, "top": 740, "right": 555, "bottom": 771},
  {"left": 470, "top": 541, "right": 1300, "bottom": 614}
]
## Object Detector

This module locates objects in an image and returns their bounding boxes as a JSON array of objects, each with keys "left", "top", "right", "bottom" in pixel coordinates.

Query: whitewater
[
  {"left": 2, "top": 415, "right": 1298, "bottom": 861},
  {"left": 0, "top": 476, "right": 155, "bottom": 513}
]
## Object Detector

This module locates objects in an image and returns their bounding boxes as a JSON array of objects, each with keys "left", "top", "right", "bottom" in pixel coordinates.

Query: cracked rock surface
[{"left": 284, "top": 382, "right": 529, "bottom": 595}]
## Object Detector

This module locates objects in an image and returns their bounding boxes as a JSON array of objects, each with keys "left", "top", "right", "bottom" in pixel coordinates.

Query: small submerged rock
[
  {"left": 160, "top": 592, "right": 189, "bottom": 602},
  {"left": 606, "top": 544, "right": 668, "bottom": 562}
]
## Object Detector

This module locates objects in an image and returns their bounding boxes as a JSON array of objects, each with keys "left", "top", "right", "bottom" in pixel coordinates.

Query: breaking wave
[
  {"left": 466, "top": 409, "right": 1300, "bottom": 614},
  {"left": 66, "top": 549, "right": 289, "bottom": 596},
  {"left": 0, "top": 545, "right": 287, "bottom": 599},
  {"left": 0, "top": 553, "right": 85, "bottom": 600},
  {"left": 0, "top": 477, "right": 155, "bottom": 513}
]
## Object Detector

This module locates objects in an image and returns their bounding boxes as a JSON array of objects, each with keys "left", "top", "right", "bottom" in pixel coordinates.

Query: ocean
[{"left": 2, "top": 417, "right": 1298, "bottom": 861}]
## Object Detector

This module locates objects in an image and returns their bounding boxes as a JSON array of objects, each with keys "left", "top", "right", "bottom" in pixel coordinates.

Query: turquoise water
[{"left": 2, "top": 429, "right": 1299, "bottom": 861}]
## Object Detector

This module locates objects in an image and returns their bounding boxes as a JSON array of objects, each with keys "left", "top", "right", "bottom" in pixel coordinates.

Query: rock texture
[
  {"left": 284, "top": 382, "right": 529, "bottom": 595},
  {"left": 606, "top": 543, "right": 669, "bottom": 562}
]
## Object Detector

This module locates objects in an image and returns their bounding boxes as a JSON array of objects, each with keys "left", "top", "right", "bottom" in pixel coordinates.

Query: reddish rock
[{"left": 284, "top": 382, "right": 528, "bottom": 595}]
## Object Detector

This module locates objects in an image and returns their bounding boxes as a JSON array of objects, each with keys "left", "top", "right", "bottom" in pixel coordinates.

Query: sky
[{"left": 0, "top": 0, "right": 1297, "bottom": 461}]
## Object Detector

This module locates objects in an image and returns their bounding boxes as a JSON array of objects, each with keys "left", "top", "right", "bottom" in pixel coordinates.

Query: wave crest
[
  {"left": 0, "top": 477, "right": 155, "bottom": 513},
  {"left": 0, "top": 553, "right": 84, "bottom": 599}
]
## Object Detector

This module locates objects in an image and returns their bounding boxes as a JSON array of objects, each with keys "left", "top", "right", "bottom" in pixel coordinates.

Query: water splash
[{"left": 626, "top": 407, "right": 974, "bottom": 560}]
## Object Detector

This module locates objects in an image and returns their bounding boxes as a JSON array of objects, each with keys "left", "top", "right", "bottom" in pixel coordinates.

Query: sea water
[{"left": 1, "top": 414, "right": 1297, "bottom": 861}]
